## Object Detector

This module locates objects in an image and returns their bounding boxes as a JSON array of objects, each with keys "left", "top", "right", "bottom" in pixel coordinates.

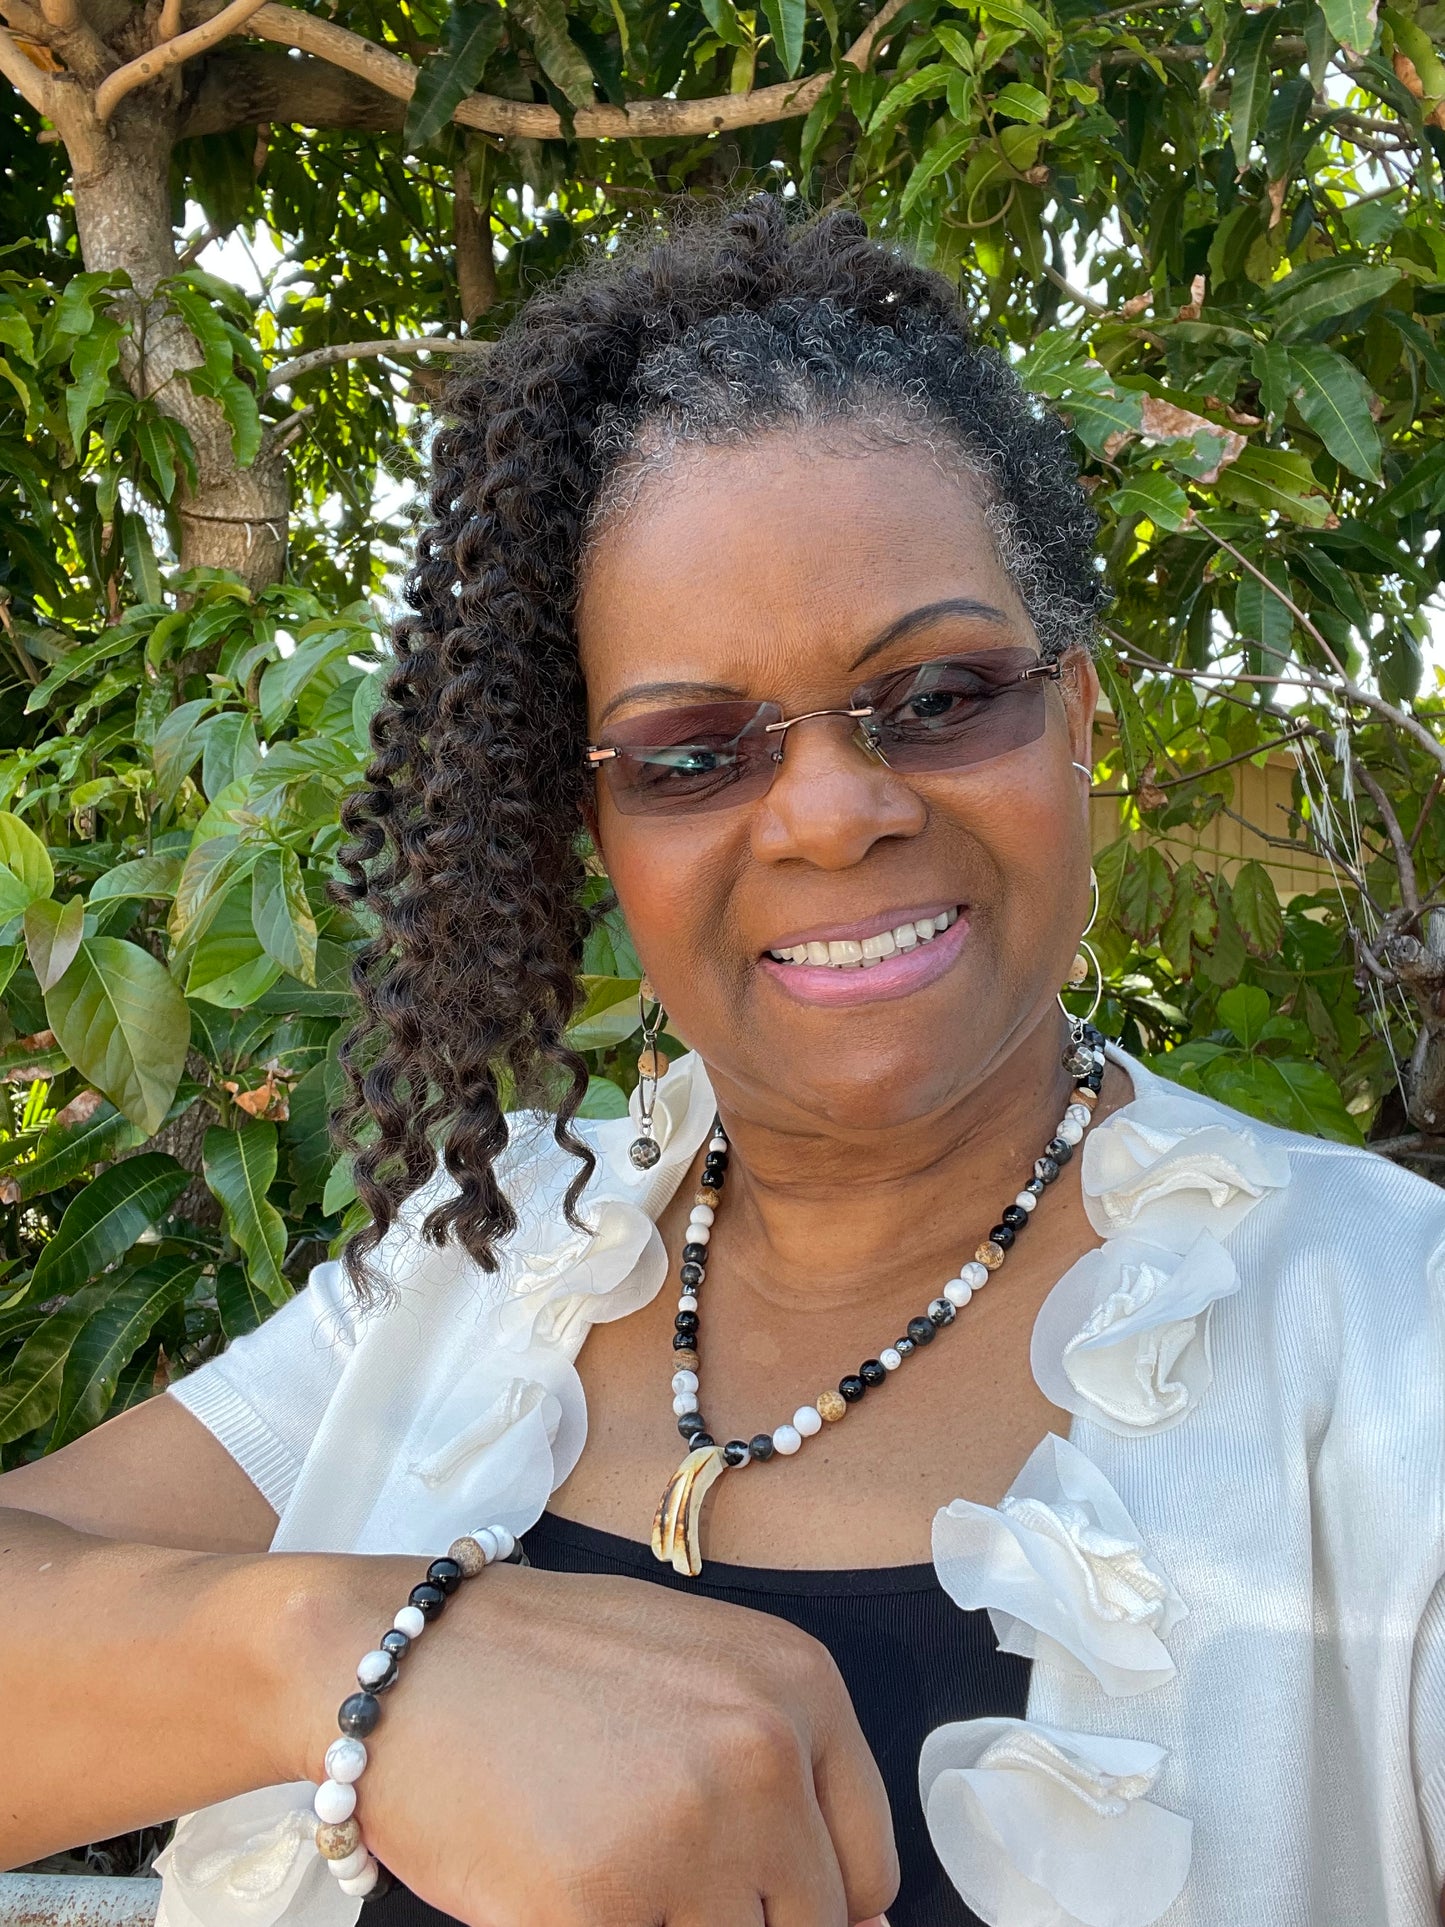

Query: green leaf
[
  {"left": 185, "top": 888, "right": 283, "bottom": 1006},
  {"left": 405, "top": 1, "right": 506, "bottom": 150},
  {"left": 203, "top": 1121, "right": 292, "bottom": 1307},
  {"left": 65, "top": 314, "right": 123, "bottom": 454},
  {"left": 24, "top": 894, "right": 84, "bottom": 993},
  {"left": 257, "top": 628, "right": 362, "bottom": 736},
  {"left": 322, "top": 1154, "right": 358, "bottom": 1216},
  {"left": 1229, "top": 10, "right": 1277, "bottom": 169},
  {"left": 121, "top": 511, "right": 163, "bottom": 608},
  {"left": 512, "top": 0, "right": 597, "bottom": 106},
  {"left": 1264, "top": 260, "right": 1400, "bottom": 339},
  {"left": 136, "top": 414, "right": 178, "bottom": 502},
  {"left": 45, "top": 937, "right": 190, "bottom": 1134},
  {"left": 51, "top": 1255, "right": 202, "bottom": 1447},
  {"left": 89, "top": 851, "right": 185, "bottom": 906},
  {"left": 30, "top": 1152, "right": 189, "bottom": 1298},
  {"left": 900, "top": 127, "right": 975, "bottom": 220},
  {"left": 171, "top": 835, "right": 257, "bottom": 952},
  {"left": 567, "top": 974, "right": 643, "bottom": 1050},
  {"left": 0, "top": 1282, "right": 110, "bottom": 1446},
  {"left": 0, "top": 810, "right": 54, "bottom": 915},
  {"left": 1234, "top": 555, "right": 1294, "bottom": 676},
  {"left": 865, "top": 64, "right": 949, "bottom": 135},
  {"left": 1116, "top": 846, "right": 1173, "bottom": 942},
  {"left": 1317, "top": 0, "right": 1377, "bottom": 55},
  {"left": 152, "top": 697, "right": 216, "bottom": 811},
  {"left": 251, "top": 846, "right": 318, "bottom": 985},
  {"left": 216, "top": 1259, "right": 271, "bottom": 1339},
  {"left": 993, "top": 79, "right": 1049, "bottom": 122},
  {"left": 1231, "top": 861, "right": 1284, "bottom": 959},
  {"left": 1211, "top": 449, "right": 1335, "bottom": 527},
  {"left": 759, "top": 0, "right": 805, "bottom": 75},
  {"left": 1202, "top": 1052, "right": 1364, "bottom": 1143},
  {"left": 1105, "top": 471, "right": 1191, "bottom": 533},
  {"left": 1284, "top": 345, "right": 1382, "bottom": 481},
  {"left": 7, "top": 1097, "right": 147, "bottom": 1202},
  {"left": 1217, "top": 983, "right": 1271, "bottom": 1050},
  {"left": 578, "top": 1075, "right": 630, "bottom": 1119}
]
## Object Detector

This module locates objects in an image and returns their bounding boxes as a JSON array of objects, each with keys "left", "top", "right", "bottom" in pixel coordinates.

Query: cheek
[{"left": 595, "top": 810, "right": 744, "bottom": 998}]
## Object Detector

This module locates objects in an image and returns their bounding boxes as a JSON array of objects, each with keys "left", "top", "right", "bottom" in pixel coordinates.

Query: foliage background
[{"left": 0, "top": 0, "right": 1443, "bottom": 1477}]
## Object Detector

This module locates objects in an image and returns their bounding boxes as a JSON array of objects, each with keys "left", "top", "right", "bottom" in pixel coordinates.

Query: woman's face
[{"left": 577, "top": 433, "right": 1099, "bottom": 1132}]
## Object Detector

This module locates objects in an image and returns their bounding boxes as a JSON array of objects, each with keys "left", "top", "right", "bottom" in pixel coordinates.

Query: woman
[{"left": 4, "top": 199, "right": 1444, "bottom": 1927}]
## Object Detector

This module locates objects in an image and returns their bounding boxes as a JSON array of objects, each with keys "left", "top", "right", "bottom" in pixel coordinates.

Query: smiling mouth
[{"left": 765, "top": 907, "right": 964, "bottom": 971}]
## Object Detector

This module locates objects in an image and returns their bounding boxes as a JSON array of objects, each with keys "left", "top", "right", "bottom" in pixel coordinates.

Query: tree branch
[
  {"left": 265, "top": 335, "right": 489, "bottom": 391},
  {"left": 95, "top": 0, "right": 267, "bottom": 122},
  {"left": 243, "top": 0, "right": 907, "bottom": 141},
  {"left": 1353, "top": 762, "right": 1421, "bottom": 915},
  {"left": 0, "top": 17, "right": 58, "bottom": 112},
  {"left": 177, "top": 42, "right": 404, "bottom": 138}
]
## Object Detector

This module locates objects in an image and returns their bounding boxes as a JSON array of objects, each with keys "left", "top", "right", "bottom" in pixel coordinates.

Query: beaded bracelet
[{"left": 312, "top": 1523, "right": 519, "bottom": 1899}]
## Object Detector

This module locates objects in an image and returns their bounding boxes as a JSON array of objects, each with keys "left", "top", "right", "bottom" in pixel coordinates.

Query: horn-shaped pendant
[{"left": 651, "top": 1444, "right": 728, "bottom": 1576}]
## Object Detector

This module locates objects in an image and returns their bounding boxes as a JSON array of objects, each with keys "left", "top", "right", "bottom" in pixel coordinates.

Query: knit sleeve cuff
[{"left": 168, "top": 1371, "right": 299, "bottom": 1519}]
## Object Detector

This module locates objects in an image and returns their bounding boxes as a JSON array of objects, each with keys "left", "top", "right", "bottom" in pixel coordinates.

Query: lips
[
  {"left": 766, "top": 907, "right": 962, "bottom": 971},
  {"left": 757, "top": 906, "right": 970, "bottom": 1008}
]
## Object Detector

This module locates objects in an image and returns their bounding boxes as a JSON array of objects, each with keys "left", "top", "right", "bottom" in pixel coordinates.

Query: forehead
[{"left": 575, "top": 436, "right": 1035, "bottom": 709}]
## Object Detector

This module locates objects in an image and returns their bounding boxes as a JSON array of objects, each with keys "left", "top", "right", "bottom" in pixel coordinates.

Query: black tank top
[{"left": 366, "top": 1510, "right": 1030, "bottom": 1927}]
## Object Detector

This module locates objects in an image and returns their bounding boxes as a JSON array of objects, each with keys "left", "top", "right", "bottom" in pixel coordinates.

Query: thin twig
[
  {"left": 95, "top": 0, "right": 269, "bottom": 120},
  {"left": 1089, "top": 724, "right": 1313, "bottom": 797},
  {"left": 1410, "top": 773, "right": 1444, "bottom": 854},
  {"left": 266, "top": 335, "right": 490, "bottom": 392},
  {"left": 1352, "top": 763, "right": 1421, "bottom": 914}
]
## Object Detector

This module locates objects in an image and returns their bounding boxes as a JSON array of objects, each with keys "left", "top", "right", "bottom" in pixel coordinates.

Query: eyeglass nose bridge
[{"left": 761, "top": 702, "right": 891, "bottom": 767}]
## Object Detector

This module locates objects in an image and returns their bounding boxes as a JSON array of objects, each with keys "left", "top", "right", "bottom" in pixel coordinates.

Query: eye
[{"left": 635, "top": 742, "right": 741, "bottom": 790}]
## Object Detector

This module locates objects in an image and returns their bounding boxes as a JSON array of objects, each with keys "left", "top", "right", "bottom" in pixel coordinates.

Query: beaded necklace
[{"left": 650, "top": 1022, "right": 1109, "bottom": 1576}]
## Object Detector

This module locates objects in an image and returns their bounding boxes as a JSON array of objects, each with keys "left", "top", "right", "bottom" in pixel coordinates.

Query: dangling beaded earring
[
  {"left": 1059, "top": 868, "right": 1104, "bottom": 1078},
  {"left": 629, "top": 981, "right": 667, "bottom": 1170}
]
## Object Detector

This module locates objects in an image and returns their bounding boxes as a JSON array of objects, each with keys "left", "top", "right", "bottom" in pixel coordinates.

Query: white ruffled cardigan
[{"left": 158, "top": 1046, "right": 1445, "bottom": 1927}]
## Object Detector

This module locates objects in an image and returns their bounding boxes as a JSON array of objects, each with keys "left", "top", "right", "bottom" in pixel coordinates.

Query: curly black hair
[{"left": 336, "top": 193, "right": 1106, "bottom": 1293}]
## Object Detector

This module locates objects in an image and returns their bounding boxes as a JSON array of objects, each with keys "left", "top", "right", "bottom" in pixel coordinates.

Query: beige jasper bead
[
  {"left": 638, "top": 1048, "right": 668, "bottom": 1079},
  {"left": 696, "top": 1186, "right": 721, "bottom": 1207},
  {"left": 1072, "top": 1085, "right": 1099, "bottom": 1108},
  {"left": 448, "top": 1534, "right": 488, "bottom": 1577},
  {"left": 817, "top": 1390, "right": 848, "bottom": 1423},
  {"left": 316, "top": 1819, "right": 363, "bottom": 1861},
  {"left": 975, "top": 1240, "right": 1005, "bottom": 1270}
]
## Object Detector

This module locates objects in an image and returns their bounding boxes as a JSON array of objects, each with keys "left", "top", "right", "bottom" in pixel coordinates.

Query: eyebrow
[{"left": 594, "top": 597, "right": 1017, "bottom": 728}]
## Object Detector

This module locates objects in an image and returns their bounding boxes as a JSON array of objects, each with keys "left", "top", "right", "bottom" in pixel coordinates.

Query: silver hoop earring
[
  {"left": 1058, "top": 869, "right": 1103, "bottom": 1032},
  {"left": 629, "top": 983, "right": 666, "bottom": 1170},
  {"left": 1072, "top": 761, "right": 1093, "bottom": 781}
]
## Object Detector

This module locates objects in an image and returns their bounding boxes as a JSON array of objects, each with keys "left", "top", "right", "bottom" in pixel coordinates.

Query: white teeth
[{"left": 769, "top": 910, "right": 962, "bottom": 968}]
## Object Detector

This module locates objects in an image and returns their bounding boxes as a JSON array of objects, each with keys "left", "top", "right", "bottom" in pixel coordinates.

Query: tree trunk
[{"left": 65, "top": 92, "right": 288, "bottom": 590}]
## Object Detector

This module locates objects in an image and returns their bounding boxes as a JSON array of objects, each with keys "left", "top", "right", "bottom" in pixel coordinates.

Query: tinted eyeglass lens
[
  {"left": 600, "top": 701, "right": 782, "bottom": 816},
  {"left": 855, "top": 649, "right": 1050, "bottom": 772}
]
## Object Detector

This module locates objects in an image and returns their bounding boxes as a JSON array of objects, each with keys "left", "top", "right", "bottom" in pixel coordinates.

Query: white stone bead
[
  {"left": 1014, "top": 1191, "right": 1038, "bottom": 1214},
  {"left": 393, "top": 1604, "right": 426, "bottom": 1639},
  {"left": 1055, "top": 1116, "right": 1084, "bottom": 1145},
  {"left": 355, "top": 1650, "right": 394, "bottom": 1689},
  {"left": 314, "top": 1780, "right": 357, "bottom": 1825},
  {"left": 491, "top": 1526, "right": 516, "bottom": 1560},
  {"left": 672, "top": 1391, "right": 699, "bottom": 1416},
  {"left": 685, "top": 1222, "right": 711, "bottom": 1244},
  {"left": 688, "top": 1203, "right": 715, "bottom": 1227},
  {"left": 672, "top": 1369, "right": 699, "bottom": 1393},
  {"left": 327, "top": 1846, "right": 371, "bottom": 1882},
  {"left": 792, "top": 1405, "right": 823, "bottom": 1437},
  {"left": 324, "top": 1737, "right": 367, "bottom": 1785},
  {"left": 677, "top": 1293, "right": 698, "bottom": 1313},
  {"left": 772, "top": 1423, "right": 803, "bottom": 1456},
  {"left": 879, "top": 1347, "right": 903, "bottom": 1371},
  {"left": 944, "top": 1277, "right": 973, "bottom": 1308},
  {"left": 961, "top": 1260, "right": 990, "bottom": 1290},
  {"left": 708, "top": 1134, "right": 728, "bottom": 1153},
  {"left": 1066, "top": 1103, "right": 1092, "bottom": 1128},
  {"left": 338, "top": 1860, "right": 380, "bottom": 1898}
]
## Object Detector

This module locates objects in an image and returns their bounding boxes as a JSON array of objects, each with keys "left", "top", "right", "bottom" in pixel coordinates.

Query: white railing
[{"left": 0, "top": 1876, "right": 160, "bottom": 1926}]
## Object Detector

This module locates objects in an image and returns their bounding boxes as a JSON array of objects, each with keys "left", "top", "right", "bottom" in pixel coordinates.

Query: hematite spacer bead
[
  {"left": 895, "top": 1335, "right": 916, "bottom": 1357},
  {"left": 1045, "top": 1137, "right": 1073, "bottom": 1165},
  {"left": 860, "top": 1358, "right": 887, "bottom": 1387},
  {"left": 408, "top": 1581, "right": 446, "bottom": 1619},
  {"left": 426, "top": 1557, "right": 463, "bottom": 1595},
  {"left": 989, "top": 1223, "right": 1016, "bottom": 1250},
  {"left": 338, "top": 1692, "right": 381, "bottom": 1737},
  {"left": 380, "top": 1629, "right": 410, "bottom": 1659},
  {"left": 1034, "top": 1155, "right": 1060, "bottom": 1184},
  {"left": 672, "top": 1332, "right": 700, "bottom": 1353},
  {"left": 723, "top": 1440, "right": 751, "bottom": 1466},
  {"left": 1025, "top": 1176, "right": 1046, "bottom": 1195},
  {"left": 927, "top": 1297, "right": 957, "bottom": 1327},
  {"left": 691, "top": 1434, "right": 716, "bottom": 1448},
  {"left": 1001, "top": 1204, "right": 1029, "bottom": 1230},
  {"left": 839, "top": 1374, "right": 866, "bottom": 1402},
  {"left": 678, "top": 1412, "right": 707, "bottom": 1438},
  {"left": 749, "top": 1432, "right": 776, "bottom": 1461},
  {"left": 682, "top": 1243, "right": 709, "bottom": 1265},
  {"left": 680, "top": 1262, "right": 705, "bottom": 1289},
  {"left": 906, "top": 1316, "right": 936, "bottom": 1346},
  {"left": 675, "top": 1310, "right": 699, "bottom": 1334}
]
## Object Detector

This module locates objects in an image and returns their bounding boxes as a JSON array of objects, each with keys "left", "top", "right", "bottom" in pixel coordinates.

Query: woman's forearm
[{"left": 0, "top": 1505, "right": 411, "bottom": 1867}]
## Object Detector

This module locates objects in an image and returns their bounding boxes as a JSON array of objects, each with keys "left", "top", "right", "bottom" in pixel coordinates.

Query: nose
[{"left": 750, "top": 712, "right": 927, "bottom": 870}]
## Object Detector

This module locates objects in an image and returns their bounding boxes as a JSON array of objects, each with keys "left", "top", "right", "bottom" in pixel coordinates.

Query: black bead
[
  {"left": 1025, "top": 1177, "right": 1046, "bottom": 1196},
  {"left": 380, "top": 1629, "right": 410, "bottom": 1659},
  {"left": 749, "top": 1432, "right": 775, "bottom": 1461},
  {"left": 989, "top": 1223, "right": 1016, "bottom": 1250},
  {"left": 338, "top": 1691, "right": 381, "bottom": 1737},
  {"left": 678, "top": 1412, "right": 707, "bottom": 1438},
  {"left": 673, "top": 1330, "right": 699, "bottom": 1351},
  {"left": 907, "top": 1315, "right": 937, "bottom": 1346},
  {"left": 362, "top": 1865, "right": 394, "bottom": 1904},
  {"left": 839, "top": 1373, "right": 867, "bottom": 1401},
  {"left": 1045, "top": 1136, "right": 1073, "bottom": 1165},
  {"left": 860, "top": 1358, "right": 887, "bottom": 1387},
  {"left": 426, "top": 1557, "right": 463, "bottom": 1595},
  {"left": 682, "top": 1242, "right": 709, "bottom": 1265},
  {"left": 675, "top": 1310, "right": 699, "bottom": 1335},
  {"left": 896, "top": 1335, "right": 916, "bottom": 1356},
  {"left": 691, "top": 1434, "right": 715, "bottom": 1448},
  {"left": 1001, "top": 1204, "right": 1028, "bottom": 1230},
  {"left": 723, "top": 1439, "right": 750, "bottom": 1466},
  {"left": 408, "top": 1581, "right": 446, "bottom": 1619},
  {"left": 1034, "top": 1155, "right": 1060, "bottom": 1184},
  {"left": 702, "top": 1159, "right": 727, "bottom": 1181},
  {"left": 680, "top": 1262, "right": 705, "bottom": 1289}
]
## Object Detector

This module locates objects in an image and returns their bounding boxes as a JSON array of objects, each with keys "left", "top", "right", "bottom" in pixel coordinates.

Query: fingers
[{"left": 806, "top": 1663, "right": 899, "bottom": 1926}]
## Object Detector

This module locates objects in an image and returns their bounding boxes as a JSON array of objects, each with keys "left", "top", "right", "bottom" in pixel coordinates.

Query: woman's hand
[{"left": 293, "top": 1560, "right": 899, "bottom": 1927}]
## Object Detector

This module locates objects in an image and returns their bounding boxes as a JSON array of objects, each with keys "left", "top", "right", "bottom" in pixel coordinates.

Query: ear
[{"left": 1059, "top": 645, "right": 1100, "bottom": 775}]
